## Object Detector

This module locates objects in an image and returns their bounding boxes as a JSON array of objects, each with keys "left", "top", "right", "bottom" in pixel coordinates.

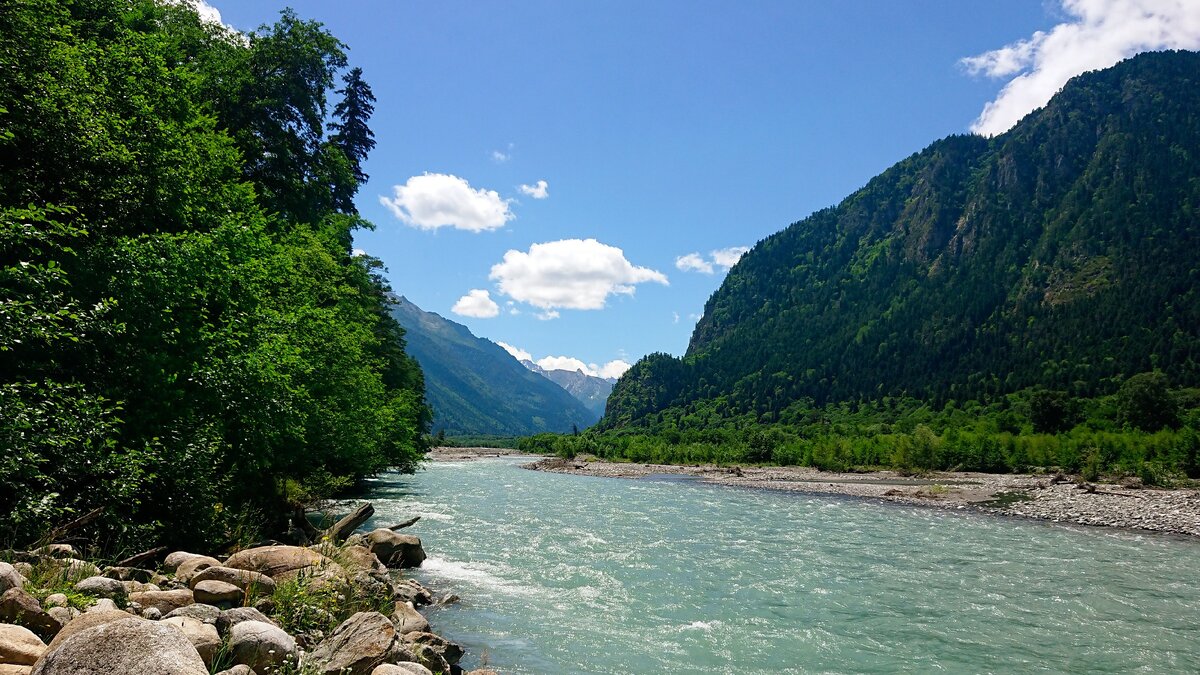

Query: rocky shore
[
  {"left": 0, "top": 511, "right": 496, "bottom": 675},
  {"left": 526, "top": 457, "right": 1200, "bottom": 537}
]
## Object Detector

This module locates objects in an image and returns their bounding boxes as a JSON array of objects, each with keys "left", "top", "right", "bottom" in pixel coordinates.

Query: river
[{"left": 360, "top": 456, "right": 1200, "bottom": 674}]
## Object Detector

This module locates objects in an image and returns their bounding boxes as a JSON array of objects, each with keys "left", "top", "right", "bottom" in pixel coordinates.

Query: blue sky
[{"left": 207, "top": 0, "right": 1200, "bottom": 378}]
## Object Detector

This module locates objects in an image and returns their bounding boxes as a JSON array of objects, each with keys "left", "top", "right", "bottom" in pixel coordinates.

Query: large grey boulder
[
  {"left": 127, "top": 589, "right": 193, "bottom": 614},
  {"left": 390, "top": 601, "right": 429, "bottom": 634},
  {"left": 308, "top": 611, "right": 408, "bottom": 675},
  {"left": 162, "top": 552, "right": 210, "bottom": 573},
  {"left": 73, "top": 576, "right": 126, "bottom": 601},
  {"left": 0, "top": 623, "right": 46, "bottom": 665},
  {"left": 364, "top": 530, "right": 426, "bottom": 568},
  {"left": 403, "top": 631, "right": 462, "bottom": 666},
  {"left": 164, "top": 603, "right": 221, "bottom": 625},
  {"left": 161, "top": 616, "right": 221, "bottom": 667},
  {"left": 215, "top": 607, "right": 276, "bottom": 636},
  {"left": 228, "top": 620, "right": 296, "bottom": 672},
  {"left": 31, "top": 616, "right": 206, "bottom": 675},
  {"left": 0, "top": 563, "right": 24, "bottom": 596},
  {"left": 392, "top": 579, "right": 433, "bottom": 607},
  {"left": 42, "top": 609, "right": 131, "bottom": 652},
  {"left": 190, "top": 567, "right": 275, "bottom": 596},
  {"left": 224, "top": 546, "right": 328, "bottom": 578},
  {"left": 212, "top": 666, "right": 255, "bottom": 675},
  {"left": 0, "top": 665, "right": 34, "bottom": 675}
]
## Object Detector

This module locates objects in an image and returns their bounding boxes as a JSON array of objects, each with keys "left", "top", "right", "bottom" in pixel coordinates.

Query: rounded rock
[
  {"left": 192, "top": 580, "right": 241, "bottom": 608},
  {"left": 0, "top": 623, "right": 47, "bottom": 665},
  {"left": 228, "top": 620, "right": 296, "bottom": 672},
  {"left": 164, "top": 603, "right": 221, "bottom": 625},
  {"left": 31, "top": 616, "right": 207, "bottom": 675},
  {"left": 372, "top": 664, "right": 433, "bottom": 675},
  {"left": 161, "top": 616, "right": 221, "bottom": 667},
  {"left": 0, "top": 562, "right": 25, "bottom": 595},
  {"left": 74, "top": 576, "right": 127, "bottom": 600}
]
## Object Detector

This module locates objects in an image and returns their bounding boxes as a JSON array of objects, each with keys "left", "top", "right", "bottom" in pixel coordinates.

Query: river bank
[{"left": 510, "top": 452, "right": 1200, "bottom": 537}]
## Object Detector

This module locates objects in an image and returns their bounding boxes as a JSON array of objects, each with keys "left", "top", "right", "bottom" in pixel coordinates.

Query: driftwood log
[
  {"left": 326, "top": 502, "right": 375, "bottom": 543},
  {"left": 115, "top": 546, "right": 169, "bottom": 569},
  {"left": 388, "top": 516, "right": 421, "bottom": 531},
  {"left": 33, "top": 507, "right": 104, "bottom": 548}
]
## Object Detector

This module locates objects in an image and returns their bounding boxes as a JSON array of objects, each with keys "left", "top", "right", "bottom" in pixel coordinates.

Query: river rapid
[{"left": 361, "top": 457, "right": 1200, "bottom": 674}]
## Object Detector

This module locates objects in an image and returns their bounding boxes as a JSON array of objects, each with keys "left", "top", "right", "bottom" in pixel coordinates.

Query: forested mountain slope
[
  {"left": 392, "top": 297, "right": 595, "bottom": 435},
  {"left": 602, "top": 51, "right": 1200, "bottom": 430}
]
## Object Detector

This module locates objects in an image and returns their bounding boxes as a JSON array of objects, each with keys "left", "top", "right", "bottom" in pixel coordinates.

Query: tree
[
  {"left": 1028, "top": 389, "right": 1079, "bottom": 434},
  {"left": 329, "top": 67, "right": 376, "bottom": 212},
  {"left": 1117, "top": 371, "right": 1180, "bottom": 431}
]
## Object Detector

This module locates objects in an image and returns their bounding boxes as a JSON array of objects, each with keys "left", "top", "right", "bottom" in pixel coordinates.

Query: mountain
[
  {"left": 601, "top": 51, "right": 1200, "bottom": 430},
  {"left": 520, "top": 361, "right": 616, "bottom": 419},
  {"left": 390, "top": 297, "right": 594, "bottom": 436}
]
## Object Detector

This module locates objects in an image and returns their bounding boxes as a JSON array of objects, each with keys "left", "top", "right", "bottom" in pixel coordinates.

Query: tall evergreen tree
[{"left": 329, "top": 66, "right": 377, "bottom": 213}]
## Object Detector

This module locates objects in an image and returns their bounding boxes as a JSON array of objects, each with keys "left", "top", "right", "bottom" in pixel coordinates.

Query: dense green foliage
[
  {"left": 602, "top": 52, "right": 1200, "bottom": 436},
  {"left": 391, "top": 296, "right": 595, "bottom": 436},
  {"left": 528, "top": 380, "right": 1200, "bottom": 483},
  {"left": 0, "top": 1, "right": 428, "bottom": 552}
]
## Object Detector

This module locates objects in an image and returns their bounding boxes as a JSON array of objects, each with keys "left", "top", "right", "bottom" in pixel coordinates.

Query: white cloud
[
  {"left": 492, "top": 150, "right": 510, "bottom": 163},
  {"left": 711, "top": 246, "right": 750, "bottom": 268},
  {"left": 451, "top": 289, "right": 500, "bottom": 318},
  {"left": 496, "top": 341, "right": 532, "bottom": 362},
  {"left": 672, "top": 311, "right": 680, "bottom": 324},
  {"left": 535, "top": 356, "right": 632, "bottom": 380},
  {"left": 351, "top": 248, "right": 366, "bottom": 257},
  {"left": 676, "top": 246, "right": 749, "bottom": 274},
  {"left": 490, "top": 238, "right": 667, "bottom": 311},
  {"left": 961, "top": 0, "right": 1200, "bottom": 136},
  {"left": 518, "top": 180, "right": 549, "bottom": 199},
  {"left": 535, "top": 310, "right": 560, "bottom": 321},
  {"left": 380, "top": 173, "right": 514, "bottom": 232},
  {"left": 675, "top": 252, "right": 713, "bottom": 274}
]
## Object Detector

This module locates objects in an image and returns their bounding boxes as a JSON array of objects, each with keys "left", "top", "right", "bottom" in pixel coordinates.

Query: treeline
[
  {"left": 525, "top": 373, "right": 1200, "bottom": 485},
  {"left": 1, "top": 1, "right": 428, "bottom": 552}
]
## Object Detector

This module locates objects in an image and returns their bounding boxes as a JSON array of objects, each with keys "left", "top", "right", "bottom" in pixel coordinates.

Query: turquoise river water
[{"left": 360, "top": 457, "right": 1200, "bottom": 674}]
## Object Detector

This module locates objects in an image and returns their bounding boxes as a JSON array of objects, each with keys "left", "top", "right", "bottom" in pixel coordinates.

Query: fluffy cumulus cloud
[
  {"left": 451, "top": 289, "right": 500, "bottom": 318},
  {"left": 496, "top": 341, "right": 532, "bottom": 362},
  {"left": 537, "top": 356, "right": 633, "bottom": 380},
  {"left": 380, "top": 173, "right": 514, "bottom": 232},
  {"left": 518, "top": 180, "right": 550, "bottom": 199},
  {"left": 675, "top": 246, "right": 749, "bottom": 274},
  {"left": 962, "top": 0, "right": 1200, "bottom": 136},
  {"left": 489, "top": 238, "right": 667, "bottom": 313}
]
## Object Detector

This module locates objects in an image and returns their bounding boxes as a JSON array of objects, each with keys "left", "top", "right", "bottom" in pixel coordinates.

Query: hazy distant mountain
[
  {"left": 390, "top": 297, "right": 594, "bottom": 436},
  {"left": 520, "top": 360, "right": 615, "bottom": 419}
]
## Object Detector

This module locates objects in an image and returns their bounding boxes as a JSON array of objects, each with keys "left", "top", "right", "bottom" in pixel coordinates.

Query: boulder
[
  {"left": 0, "top": 665, "right": 32, "bottom": 675},
  {"left": 141, "top": 607, "right": 161, "bottom": 620},
  {"left": 403, "top": 631, "right": 463, "bottom": 666},
  {"left": 0, "top": 589, "right": 57, "bottom": 637},
  {"left": 173, "top": 556, "right": 222, "bottom": 585},
  {"left": 0, "top": 563, "right": 24, "bottom": 596},
  {"left": 0, "top": 623, "right": 46, "bottom": 665},
  {"left": 44, "top": 608, "right": 77, "bottom": 628},
  {"left": 30, "top": 616, "right": 207, "bottom": 675},
  {"left": 164, "top": 604, "right": 221, "bottom": 625},
  {"left": 392, "top": 579, "right": 434, "bottom": 607},
  {"left": 162, "top": 552, "right": 210, "bottom": 573},
  {"left": 40, "top": 596, "right": 66, "bottom": 610},
  {"left": 161, "top": 616, "right": 221, "bottom": 666},
  {"left": 50, "top": 559, "right": 99, "bottom": 581},
  {"left": 390, "top": 601, "right": 429, "bottom": 634},
  {"left": 192, "top": 580, "right": 241, "bottom": 608},
  {"left": 128, "top": 589, "right": 193, "bottom": 615},
  {"left": 86, "top": 598, "right": 119, "bottom": 613},
  {"left": 42, "top": 609, "right": 131, "bottom": 652},
  {"left": 190, "top": 567, "right": 275, "bottom": 596},
  {"left": 215, "top": 607, "right": 276, "bottom": 636},
  {"left": 365, "top": 530, "right": 426, "bottom": 568},
  {"left": 29, "top": 545, "right": 74, "bottom": 560},
  {"left": 308, "top": 611, "right": 406, "bottom": 675},
  {"left": 406, "top": 644, "right": 449, "bottom": 675},
  {"left": 371, "top": 665, "right": 433, "bottom": 675},
  {"left": 212, "top": 666, "right": 255, "bottom": 675},
  {"left": 224, "top": 546, "right": 330, "bottom": 579},
  {"left": 228, "top": 620, "right": 297, "bottom": 672},
  {"left": 74, "top": 576, "right": 126, "bottom": 601},
  {"left": 10, "top": 565, "right": 32, "bottom": 581},
  {"left": 120, "top": 580, "right": 159, "bottom": 594}
]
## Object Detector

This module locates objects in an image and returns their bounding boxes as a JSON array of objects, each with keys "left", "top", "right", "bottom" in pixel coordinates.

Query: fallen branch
[
  {"left": 326, "top": 502, "right": 375, "bottom": 543},
  {"left": 115, "top": 546, "right": 168, "bottom": 569},
  {"left": 388, "top": 516, "right": 421, "bottom": 531},
  {"left": 33, "top": 507, "right": 104, "bottom": 548}
]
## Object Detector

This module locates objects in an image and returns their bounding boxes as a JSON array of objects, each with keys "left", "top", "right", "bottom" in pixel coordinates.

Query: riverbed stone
[
  {"left": 0, "top": 564, "right": 24, "bottom": 596},
  {"left": 365, "top": 530, "right": 426, "bottom": 568},
  {"left": 43, "top": 609, "right": 131, "bottom": 651},
  {"left": 74, "top": 576, "right": 126, "bottom": 601},
  {"left": 402, "top": 631, "right": 462, "bottom": 666},
  {"left": 225, "top": 546, "right": 327, "bottom": 578},
  {"left": 101, "top": 567, "right": 152, "bottom": 583},
  {"left": 40, "top": 595, "right": 66, "bottom": 610},
  {"left": 174, "top": 556, "right": 222, "bottom": 585},
  {"left": 212, "top": 666, "right": 254, "bottom": 675},
  {"left": 390, "top": 601, "right": 429, "bottom": 634},
  {"left": 128, "top": 588, "right": 194, "bottom": 615},
  {"left": 195, "top": 565, "right": 274, "bottom": 591},
  {"left": 86, "top": 598, "right": 118, "bottom": 613},
  {"left": 165, "top": 603, "right": 221, "bottom": 625},
  {"left": 29, "top": 545, "right": 74, "bottom": 560},
  {"left": 228, "top": 620, "right": 296, "bottom": 672},
  {"left": 371, "top": 665, "right": 433, "bottom": 675},
  {"left": 392, "top": 579, "right": 433, "bottom": 607},
  {"left": 192, "top": 580, "right": 241, "bottom": 608},
  {"left": 0, "top": 589, "right": 56, "bottom": 637},
  {"left": 162, "top": 616, "right": 221, "bottom": 667},
  {"left": 216, "top": 607, "right": 276, "bottom": 636},
  {"left": 163, "top": 552, "right": 209, "bottom": 573},
  {"left": 309, "top": 611, "right": 407, "bottom": 675},
  {"left": 31, "top": 616, "right": 207, "bottom": 675},
  {"left": 0, "top": 665, "right": 32, "bottom": 675},
  {"left": 0, "top": 623, "right": 46, "bottom": 665}
]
